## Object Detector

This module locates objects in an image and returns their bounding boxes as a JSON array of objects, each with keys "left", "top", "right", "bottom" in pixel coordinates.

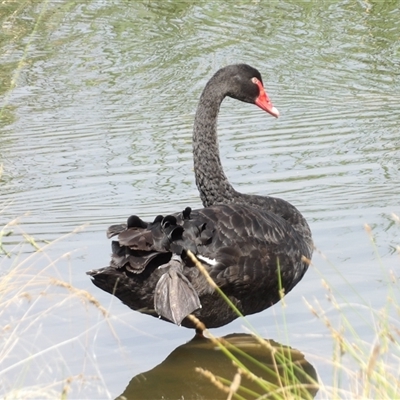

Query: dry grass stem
[
  {"left": 195, "top": 367, "right": 231, "bottom": 395},
  {"left": 50, "top": 278, "right": 108, "bottom": 318},
  {"left": 186, "top": 249, "right": 219, "bottom": 290},
  {"left": 227, "top": 369, "right": 242, "bottom": 400}
]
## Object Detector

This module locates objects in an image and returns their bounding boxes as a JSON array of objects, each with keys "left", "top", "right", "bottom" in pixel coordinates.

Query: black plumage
[{"left": 87, "top": 64, "right": 313, "bottom": 329}]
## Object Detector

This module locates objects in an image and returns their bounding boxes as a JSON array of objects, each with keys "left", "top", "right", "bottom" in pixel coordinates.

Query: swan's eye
[{"left": 251, "top": 77, "right": 259, "bottom": 84}]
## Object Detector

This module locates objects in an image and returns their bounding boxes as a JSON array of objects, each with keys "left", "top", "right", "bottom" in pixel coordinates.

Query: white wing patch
[{"left": 197, "top": 255, "right": 218, "bottom": 266}]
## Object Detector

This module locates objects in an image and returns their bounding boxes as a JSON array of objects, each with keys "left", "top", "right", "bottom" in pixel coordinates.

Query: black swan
[{"left": 87, "top": 64, "right": 313, "bottom": 329}]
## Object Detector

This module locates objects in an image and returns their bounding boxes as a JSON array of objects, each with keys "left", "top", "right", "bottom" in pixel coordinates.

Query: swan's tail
[{"left": 87, "top": 207, "right": 210, "bottom": 325}]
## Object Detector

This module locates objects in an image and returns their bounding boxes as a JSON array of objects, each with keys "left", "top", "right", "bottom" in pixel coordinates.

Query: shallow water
[{"left": 1, "top": 0, "right": 399, "bottom": 398}]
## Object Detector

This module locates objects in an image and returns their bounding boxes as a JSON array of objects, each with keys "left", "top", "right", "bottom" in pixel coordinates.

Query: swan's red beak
[{"left": 253, "top": 78, "right": 280, "bottom": 118}]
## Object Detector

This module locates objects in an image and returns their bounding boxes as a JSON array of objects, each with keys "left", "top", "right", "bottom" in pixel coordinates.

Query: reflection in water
[{"left": 117, "top": 334, "right": 318, "bottom": 400}]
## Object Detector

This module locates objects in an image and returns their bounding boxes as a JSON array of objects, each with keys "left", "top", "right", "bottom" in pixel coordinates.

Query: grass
[
  {"left": 187, "top": 251, "right": 319, "bottom": 400},
  {"left": 0, "top": 214, "right": 114, "bottom": 399},
  {"left": 184, "top": 218, "right": 400, "bottom": 400},
  {"left": 308, "top": 221, "right": 400, "bottom": 400},
  {"left": 2, "top": 192, "right": 399, "bottom": 400},
  {"left": 188, "top": 314, "right": 319, "bottom": 400}
]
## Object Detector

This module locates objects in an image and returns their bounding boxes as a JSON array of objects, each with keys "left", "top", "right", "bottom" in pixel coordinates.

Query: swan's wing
[{"left": 183, "top": 205, "right": 310, "bottom": 293}]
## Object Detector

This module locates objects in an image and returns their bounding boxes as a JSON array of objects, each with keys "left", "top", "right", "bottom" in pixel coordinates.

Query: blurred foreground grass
[
  {"left": 0, "top": 211, "right": 113, "bottom": 399},
  {"left": 199, "top": 219, "right": 400, "bottom": 400}
]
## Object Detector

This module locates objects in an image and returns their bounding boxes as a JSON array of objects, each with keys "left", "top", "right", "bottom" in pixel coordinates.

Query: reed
[
  {"left": 0, "top": 215, "right": 112, "bottom": 399},
  {"left": 187, "top": 217, "right": 400, "bottom": 400},
  {"left": 187, "top": 251, "right": 318, "bottom": 400}
]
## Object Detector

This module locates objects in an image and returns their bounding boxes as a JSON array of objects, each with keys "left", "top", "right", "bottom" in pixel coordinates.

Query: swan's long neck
[
  {"left": 193, "top": 80, "right": 237, "bottom": 207},
  {"left": 192, "top": 75, "right": 314, "bottom": 255}
]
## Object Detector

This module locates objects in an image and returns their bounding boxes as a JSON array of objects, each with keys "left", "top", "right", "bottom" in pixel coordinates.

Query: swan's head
[{"left": 224, "top": 64, "right": 279, "bottom": 118}]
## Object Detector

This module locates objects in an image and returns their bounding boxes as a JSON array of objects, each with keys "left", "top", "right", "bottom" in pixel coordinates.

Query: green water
[{"left": 1, "top": 1, "right": 399, "bottom": 398}]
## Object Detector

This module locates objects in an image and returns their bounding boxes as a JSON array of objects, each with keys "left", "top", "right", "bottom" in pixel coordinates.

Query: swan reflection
[{"left": 117, "top": 333, "right": 318, "bottom": 400}]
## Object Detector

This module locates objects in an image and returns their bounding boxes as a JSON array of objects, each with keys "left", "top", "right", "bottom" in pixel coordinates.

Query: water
[{"left": 1, "top": 0, "right": 399, "bottom": 398}]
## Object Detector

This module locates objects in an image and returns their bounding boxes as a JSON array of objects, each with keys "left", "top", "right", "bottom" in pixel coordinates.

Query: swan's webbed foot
[{"left": 154, "top": 255, "right": 201, "bottom": 325}]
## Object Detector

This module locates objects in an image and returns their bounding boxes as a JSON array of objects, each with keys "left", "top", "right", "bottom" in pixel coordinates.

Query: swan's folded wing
[{"left": 184, "top": 205, "right": 309, "bottom": 291}]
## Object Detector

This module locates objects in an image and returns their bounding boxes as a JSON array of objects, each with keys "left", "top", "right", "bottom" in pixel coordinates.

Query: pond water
[{"left": 1, "top": 1, "right": 399, "bottom": 398}]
